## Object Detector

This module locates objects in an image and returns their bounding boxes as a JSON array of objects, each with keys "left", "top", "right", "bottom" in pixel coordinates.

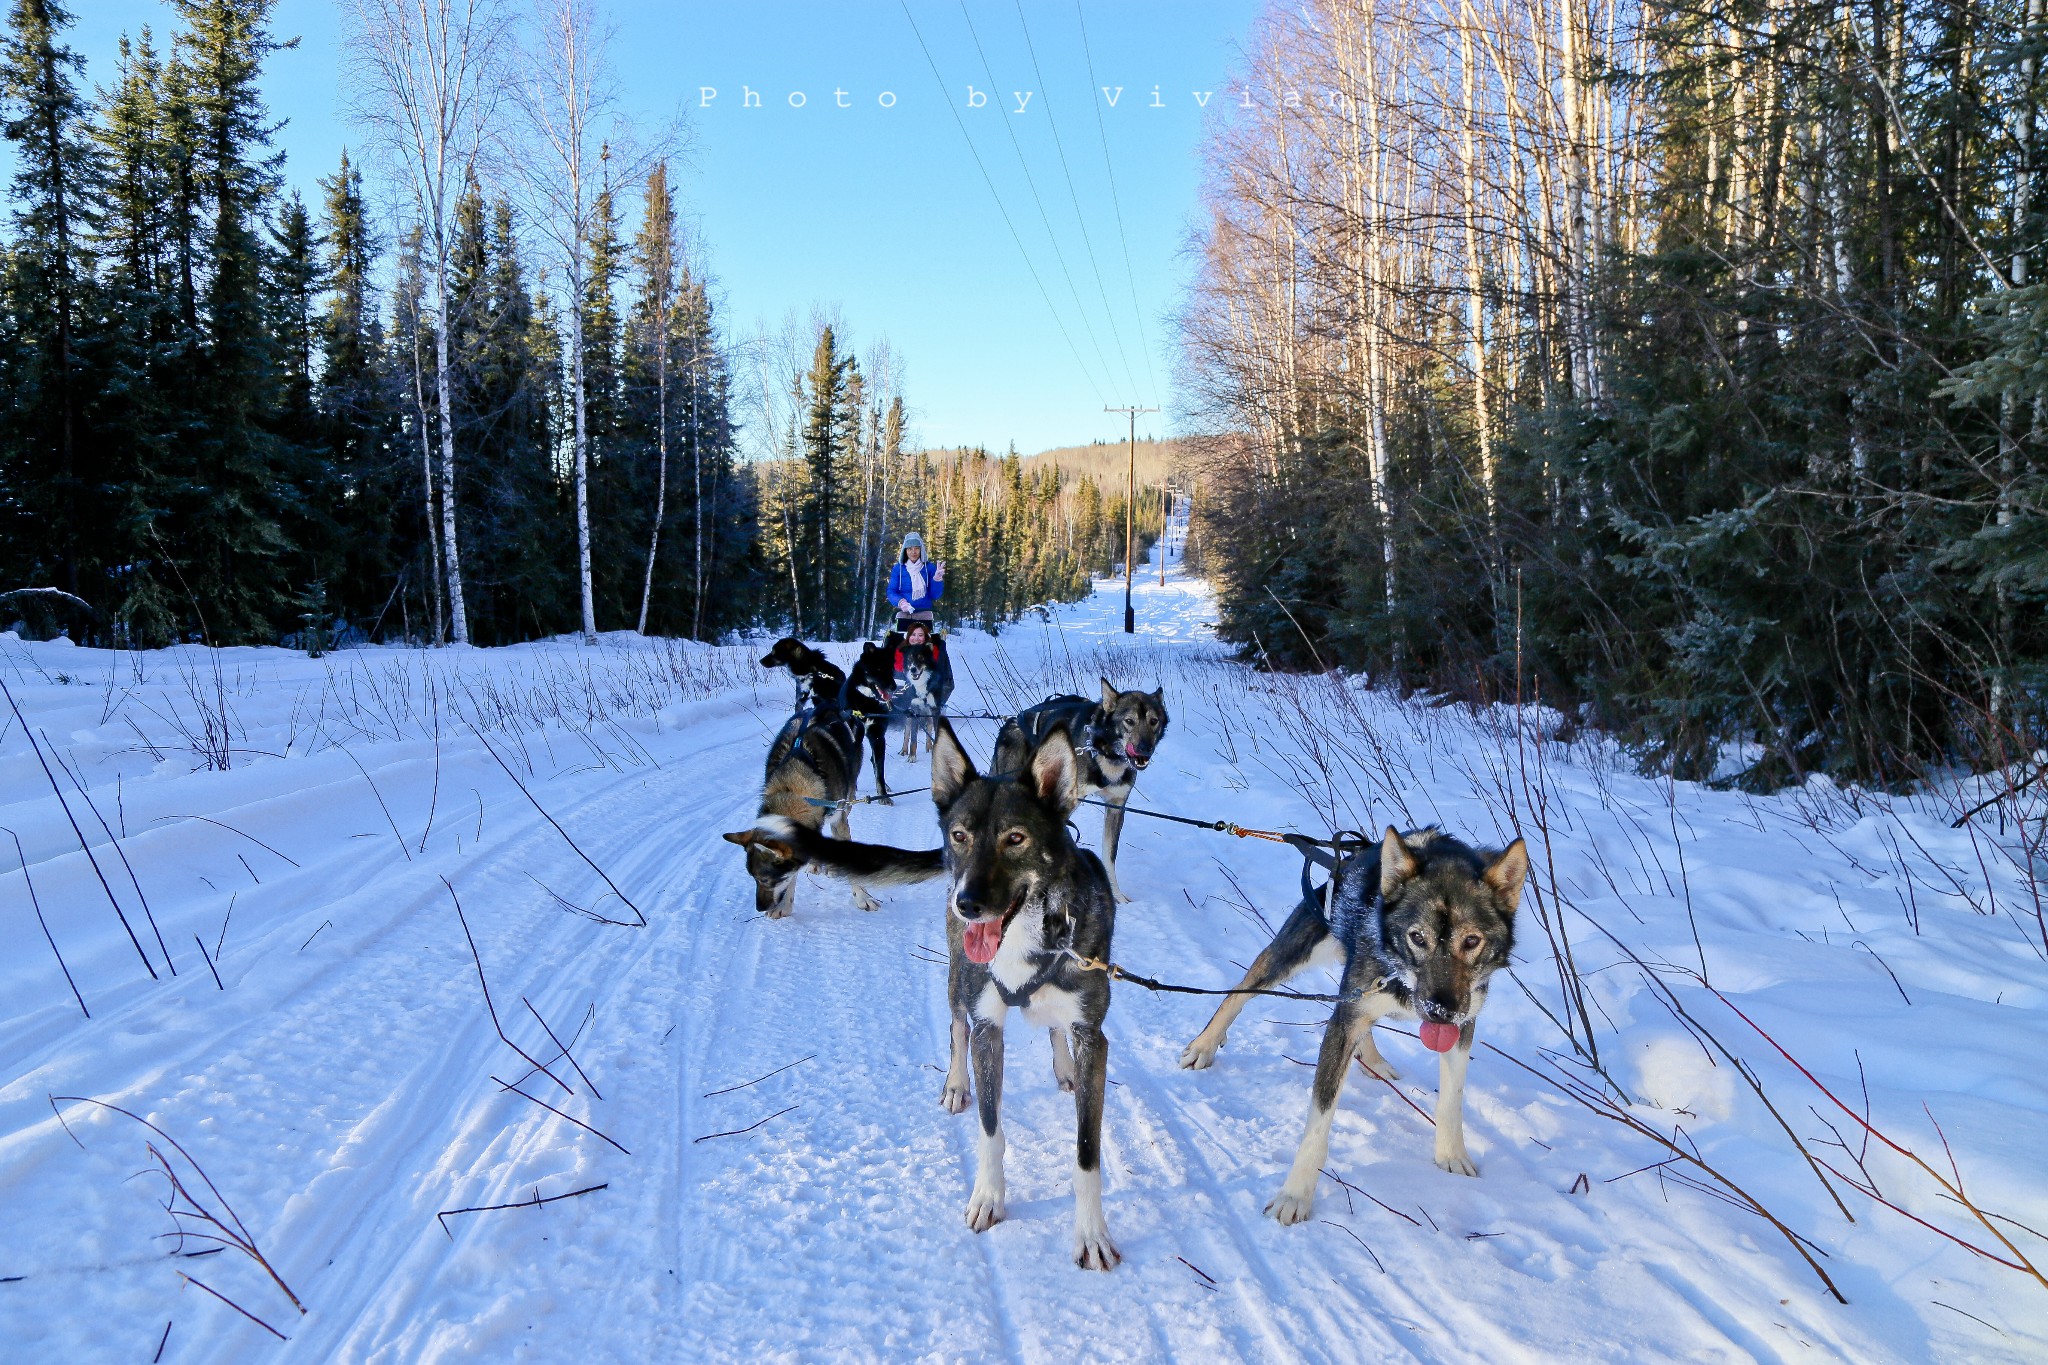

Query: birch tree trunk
[{"left": 344, "top": 0, "right": 508, "bottom": 646}]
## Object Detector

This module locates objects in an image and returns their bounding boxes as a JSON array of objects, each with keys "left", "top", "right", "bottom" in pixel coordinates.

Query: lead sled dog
[
  {"left": 1180, "top": 827, "right": 1528, "bottom": 1221},
  {"left": 779, "top": 717, "right": 1124, "bottom": 1270}
]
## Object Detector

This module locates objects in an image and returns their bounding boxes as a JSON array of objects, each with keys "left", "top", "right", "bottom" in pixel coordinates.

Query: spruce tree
[{"left": 0, "top": 0, "right": 95, "bottom": 616}]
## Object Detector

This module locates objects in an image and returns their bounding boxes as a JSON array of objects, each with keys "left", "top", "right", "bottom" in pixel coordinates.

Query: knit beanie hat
[{"left": 902, "top": 532, "right": 926, "bottom": 552}]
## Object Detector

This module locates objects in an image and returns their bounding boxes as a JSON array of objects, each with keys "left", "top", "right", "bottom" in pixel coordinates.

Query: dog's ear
[
  {"left": 1100, "top": 677, "right": 1119, "bottom": 709},
  {"left": 723, "top": 830, "right": 755, "bottom": 846},
  {"left": 1483, "top": 838, "right": 1530, "bottom": 911},
  {"left": 1029, "top": 729, "right": 1085, "bottom": 816},
  {"left": 1380, "top": 825, "right": 1420, "bottom": 899},
  {"left": 931, "top": 719, "right": 977, "bottom": 808}
]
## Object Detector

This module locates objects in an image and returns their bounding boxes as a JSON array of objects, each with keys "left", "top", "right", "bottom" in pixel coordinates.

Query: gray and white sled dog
[
  {"left": 895, "top": 641, "right": 940, "bottom": 759},
  {"left": 776, "top": 718, "right": 1123, "bottom": 1270},
  {"left": 1180, "top": 827, "right": 1528, "bottom": 1221},
  {"left": 722, "top": 706, "right": 885, "bottom": 917},
  {"left": 992, "top": 680, "right": 1169, "bottom": 903}
]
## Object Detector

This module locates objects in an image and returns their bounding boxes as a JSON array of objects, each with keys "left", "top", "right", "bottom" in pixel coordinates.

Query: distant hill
[{"left": 921, "top": 438, "right": 1186, "bottom": 492}]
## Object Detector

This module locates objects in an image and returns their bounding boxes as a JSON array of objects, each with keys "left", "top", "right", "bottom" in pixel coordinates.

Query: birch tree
[
  {"left": 507, "top": 0, "right": 644, "bottom": 643},
  {"left": 343, "top": 0, "right": 506, "bottom": 646}
]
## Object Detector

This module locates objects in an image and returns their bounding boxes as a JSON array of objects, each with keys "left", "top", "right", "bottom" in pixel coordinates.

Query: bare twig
[
  {"left": 2, "top": 678, "right": 158, "bottom": 979},
  {"left": 342, "top": 746, "right": 411, "bottom": 862},
  {"left": 437, "top": 1181, "right": 608, "bottom": 1238},
  {"left": 147, "top": 814, "right": 300, "bottom": 868},
  {"left": 473, "top": 728, "right": 644, "bottom": 925},
  {"left": 4, "top": 826, "right": 88, "bottom": 1016},
  {"left": 522, "top": 996, "right": 601, "bottom": 1100},
  {"left": 702, "top": 1054, "right": 815, "bottom": 1098},
  {"left": 193, "top": 937, "right": 223, "bottom": 991},
  {"left": 491, "top": 1077, "right": 631, "bottom": 1155},
  {"left": 50, "top": 1095, "right": 305, "bottom": 1316},
  {"left": 692, "top": 1104, "right": 798, "bottom": 1143},
  {"left": 1318, "top": 1220, "right": 1385, "bottom": 1272},
  {"left": 51, "top": 744, "right": 176, "bottom": 975},
  {"left": 445, "top": 879, "right": 575, "bottom": 1095},
  {"left": 178, "top": 1273, "right": 287, "bottom": 1342}
]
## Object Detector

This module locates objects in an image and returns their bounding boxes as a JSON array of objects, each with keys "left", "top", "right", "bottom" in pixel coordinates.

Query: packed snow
[{"left": 2, "top": 534, "right": 2045, "bottom": 1361}]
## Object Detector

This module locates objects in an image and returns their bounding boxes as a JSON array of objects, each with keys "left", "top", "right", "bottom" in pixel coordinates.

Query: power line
[
  {"left": 952, "top": 0, "right": 1124, "bottom": 401},
  {"left": 1074, "top": 0, "right": 1160, "bottom": 407},
  {"left": 898, "top": 0, "right": 1106, "bottom": 404},
  {"left": 1011, "top": 0, "right": 1141, "bottom": 400}
]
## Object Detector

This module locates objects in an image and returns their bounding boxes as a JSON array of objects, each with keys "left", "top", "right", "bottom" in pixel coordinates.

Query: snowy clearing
[{"left": 3, "top": 552, "right": 2046, "bottom": 1362}]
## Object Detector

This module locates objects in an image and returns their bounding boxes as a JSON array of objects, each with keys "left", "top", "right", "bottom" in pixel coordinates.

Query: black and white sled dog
[
  {"left": 895, "top": 642, "right": 940, "bottom": 759},
  {"left": 786, "top": 718, "right": 1124, "bottom": 1270},
  {"left": 758, "top": 636, "right": 846, "bottom": 711},
  {"left": 1179, "top": 827, "right": 1528, "bottom": 1221},
  {"left": 758, "top": 636, "right": 902, "bottom": 801},
  {"left": 992, "top": 680, "right": 1168, "bottom": 903},
  {"left": 722, "top": 703, "right": 886, "bottom": 917}
]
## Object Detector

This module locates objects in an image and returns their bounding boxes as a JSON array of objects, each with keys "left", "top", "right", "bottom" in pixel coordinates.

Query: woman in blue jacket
[{"left": 887, "top": 532, "right": 944, "bottom": 631}]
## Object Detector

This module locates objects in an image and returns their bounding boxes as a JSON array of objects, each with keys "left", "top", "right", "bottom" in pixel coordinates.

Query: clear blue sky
[{"left": 55, "top": 1, "right": 1264, "bottom": 455}]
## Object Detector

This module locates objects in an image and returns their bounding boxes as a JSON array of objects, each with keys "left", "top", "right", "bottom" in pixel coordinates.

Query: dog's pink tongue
[
  {"left": 963, "top": 919, "right": 1004, "bottom": 964},
  {"left": 1420, "top": 1021, "right": 1461, "bottom": 1053}
]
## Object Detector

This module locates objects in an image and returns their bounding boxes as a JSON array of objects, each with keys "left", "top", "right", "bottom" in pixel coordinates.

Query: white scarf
[{"left": 905, "top": 558, "right": 929, "bottom": 601}]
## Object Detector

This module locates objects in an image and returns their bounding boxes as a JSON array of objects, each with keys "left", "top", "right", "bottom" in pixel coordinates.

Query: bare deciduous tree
[
  {"left": 506, "top": 0, "right": 653, "bottom": 644},
  {"left": 343, "top": 0, "right": 510, "bottom": 647}
]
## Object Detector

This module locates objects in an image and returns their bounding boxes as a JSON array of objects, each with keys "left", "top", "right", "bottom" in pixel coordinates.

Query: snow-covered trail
[{"left": 3, "top": 533, "right": 2045, "bottom": 1361}]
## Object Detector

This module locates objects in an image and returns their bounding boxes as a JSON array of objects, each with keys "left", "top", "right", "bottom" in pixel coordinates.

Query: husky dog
[
  {"left": 1179, "top": 827, "right": 1527, "bottom": 1220},
  {"left": 759, "top": 636, "right": 901, "bottom": 802},
  {"left": 759, "top": 636, "right": 845, "bottom": 712},
  {"left": 992, "top": 680, "right": 1169, "bottom": 903},
  {"left": 791, "top": 718, "right": 1123, "bottom": 1270},
  {"left": 896, "top": 642, "right": 939, "bottom": 759},
  {"left": 722, "top": 707, "right": 885, "bottom": 917}
]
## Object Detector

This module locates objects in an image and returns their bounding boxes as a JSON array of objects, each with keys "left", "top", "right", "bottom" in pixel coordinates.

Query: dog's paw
[
  {"left": 1053, "top": 1068, "right": 1077, "bottom": 1094},
  {"left": 852, "top": 889, "right": 882, "bottom": 913},
  {"left": 1179, "top": 1037, "right": 1221, "bottom": 1070},
  {"left": 1265, "top": 1188, "right": 1315, "bottom": 1225},
  {"left": 874, "top": 794, "right": 894, "bottom": 807},
  {"left": 1113, "top": 889, "right": 1134, "bottom": 905},
  {"left": 940, "top": 1079, "right": 971, "bottom": 1113},
  {"left": 964, "top": 1187, "right": 1006, "bottom": 1232},
  {"left": 1353, "top": 1052, "right": 1400, "bottom": 1081},
  {"left": 1073, "top": 1223, "right": 1121, "bottom": 1271},
  {"left": 1434, "top": 1146, "right": 1479, "bottom": 1177}
]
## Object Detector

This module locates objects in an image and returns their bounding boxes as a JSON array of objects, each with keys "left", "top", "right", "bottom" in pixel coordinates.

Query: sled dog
[
  {"left": 758, "top": 637, "right": 846, "bottom": 712},
  {"left": 722, "top": 705, "right": 884, "bottom": 918},
  {"left": 759, "top": 636, "right": 902, "bottom": 802},
  {"left": 895, "top": 642, "right": 940, "bottom": 759},
  {"left": 1179, "top": 827, "right": 1527, "bottom": 1220},
  {"left": 786, "top": 718, "right": 1123, "bottom": 1269},
  {"left": 992, "top": 680, "right": 1169, "bottom": 903}
]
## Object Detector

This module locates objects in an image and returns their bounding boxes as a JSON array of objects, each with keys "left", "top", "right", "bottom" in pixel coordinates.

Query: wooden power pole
[{"left": 1105, "top": 405, "right": 1158, "bottom": 633}]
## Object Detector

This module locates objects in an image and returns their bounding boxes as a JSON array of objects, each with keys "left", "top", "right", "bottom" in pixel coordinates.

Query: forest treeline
[
  {"left": 749, "top": 325, "right": 1166, "bottom": 638},
  {"left": 1183, "top": 0, "right": 2046, "bottom": 786},
  {"left": 0, "top": 0, "right": 1111, "bottom": 650}
]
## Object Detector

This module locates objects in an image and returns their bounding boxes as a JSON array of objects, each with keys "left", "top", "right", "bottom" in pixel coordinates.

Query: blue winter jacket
[{"left": 887, "top": 558, "right": 945, "bottom": 614}]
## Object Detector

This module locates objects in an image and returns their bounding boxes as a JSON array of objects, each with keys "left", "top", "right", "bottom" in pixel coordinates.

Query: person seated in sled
[
  {"left": 888, "top": 531, "right": 944, "bottom": 633},
  {"left": 887, "top": 619, "right": 955, "bottom": 711}
]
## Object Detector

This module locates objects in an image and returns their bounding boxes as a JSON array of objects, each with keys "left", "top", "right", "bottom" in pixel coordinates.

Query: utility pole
[
  {"left": 1159, "top": 484, "right": 1170, "bottom": 586},
  {"left": 1105, "top": 405, "right": 1158, "bottom": 633}
]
